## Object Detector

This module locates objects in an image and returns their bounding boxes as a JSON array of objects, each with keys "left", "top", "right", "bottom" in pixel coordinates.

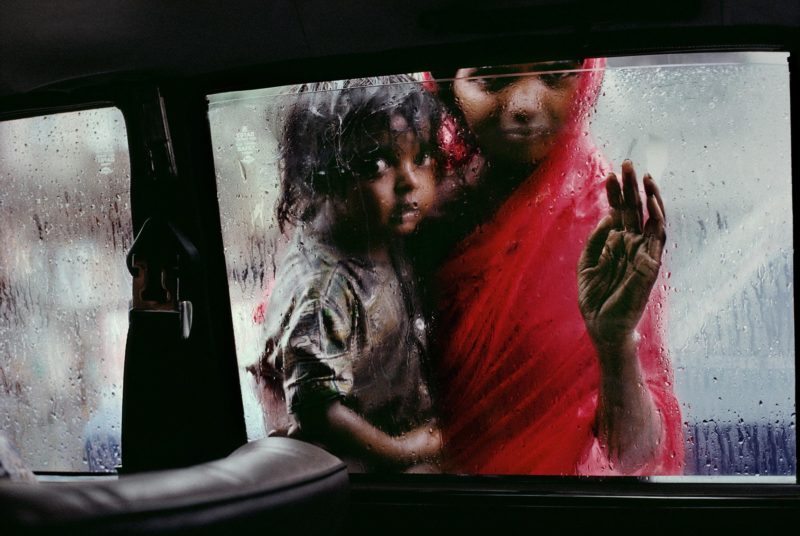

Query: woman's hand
[
  {"left": 578, "top": 160, "right": 666, "bottom": 351},
  {"left": 577, "top": 160, "right": 666, "bottom": 471}
]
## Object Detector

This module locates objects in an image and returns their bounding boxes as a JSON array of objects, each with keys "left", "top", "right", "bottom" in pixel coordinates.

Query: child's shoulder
[{"left": 275, "top": 230, "right": 367, "bottom": 304}]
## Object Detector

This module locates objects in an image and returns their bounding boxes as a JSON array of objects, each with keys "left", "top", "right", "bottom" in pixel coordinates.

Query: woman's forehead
[{"left": 456, "top": 60, "right": 583, "bottom": 77}]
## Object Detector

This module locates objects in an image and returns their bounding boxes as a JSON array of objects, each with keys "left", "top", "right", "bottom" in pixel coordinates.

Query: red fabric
[{"left": 434, "top": 59, "right": 684, "bottom": 475}]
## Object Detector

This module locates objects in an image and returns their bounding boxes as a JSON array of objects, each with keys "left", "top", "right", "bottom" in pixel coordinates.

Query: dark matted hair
[{"left": 276, "top": 75, "right": 442, "bottom": 232}]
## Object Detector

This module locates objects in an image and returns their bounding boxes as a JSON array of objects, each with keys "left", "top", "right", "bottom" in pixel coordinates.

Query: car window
[
  {"left": 207, "top": 52, "right": 794, "bottom": 477},
  {"left": 0, "top": 107, "right": 131, "bottom": 473}
]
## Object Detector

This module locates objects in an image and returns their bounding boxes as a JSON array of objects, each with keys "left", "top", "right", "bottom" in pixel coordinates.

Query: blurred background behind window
[{"left": 0, "top": 108, "right": 131, "bottom": 473}]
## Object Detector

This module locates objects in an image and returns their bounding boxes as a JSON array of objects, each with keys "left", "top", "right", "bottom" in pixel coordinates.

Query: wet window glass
[
  {"left": 0, "top": 108, "right": 131, "bottom": 473},
  {"left": 208, "top": 52, "right": 794, "bottom": 477}
]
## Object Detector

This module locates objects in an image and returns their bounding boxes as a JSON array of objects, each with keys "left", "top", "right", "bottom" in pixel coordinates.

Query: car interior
[{"left": 1, "top": 1, "right": 798, "bottom": 534}]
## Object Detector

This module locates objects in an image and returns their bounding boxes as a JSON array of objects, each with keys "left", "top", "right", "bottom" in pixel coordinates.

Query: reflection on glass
[
  {"left": 0, "top": 108, "right": 131, "bottom": 472},
  {"left": 209, "top": 52, "right": 794, "bottom": 477}
]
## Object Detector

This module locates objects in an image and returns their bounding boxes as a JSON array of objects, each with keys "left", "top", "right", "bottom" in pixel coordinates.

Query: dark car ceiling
[{"left": 1, "top": 0, "right": 799, "bottom": 98}]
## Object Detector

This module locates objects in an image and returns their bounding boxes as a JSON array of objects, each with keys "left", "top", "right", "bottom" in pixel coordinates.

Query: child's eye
[
  {"left": 373, "top": 158, "right": 389, "bottom": 174},
  {"left": 414, "top": 151, "right": 432, "bottom": 167},
  {"left": 354, "top": 157, "right": 389, "bottom": 179}
]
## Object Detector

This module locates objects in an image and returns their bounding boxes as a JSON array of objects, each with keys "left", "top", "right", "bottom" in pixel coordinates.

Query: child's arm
[
  {"left": 278, "top": 269, "right": 441, "bottom": 471},
  {"left": 294, "top": 401, "right": 442, "bottom": 470}
]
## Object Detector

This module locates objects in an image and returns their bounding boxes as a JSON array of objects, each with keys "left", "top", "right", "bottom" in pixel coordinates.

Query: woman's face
[{"left": 451, "top": 61, "right": 583, "bottom": 167}]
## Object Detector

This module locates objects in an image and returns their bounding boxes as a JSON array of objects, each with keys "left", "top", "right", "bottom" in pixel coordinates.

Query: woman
[{"left": 421, "top": 59, "right": 683, "bottom": 475}]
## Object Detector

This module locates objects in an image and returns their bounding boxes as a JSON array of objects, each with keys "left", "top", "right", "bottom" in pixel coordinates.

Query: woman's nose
[{"left": 504, "top": 76, "right": 546, "bottom": 123}]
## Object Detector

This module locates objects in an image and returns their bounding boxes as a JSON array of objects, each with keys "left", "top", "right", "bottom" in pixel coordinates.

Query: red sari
[{"left": 434, "top": 59, "right": 684, "bottom": 475}]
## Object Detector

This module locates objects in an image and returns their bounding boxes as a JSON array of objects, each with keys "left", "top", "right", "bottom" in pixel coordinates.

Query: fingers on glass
[
  {"left": 621, "top": 160, "right": 643, "bottom": 233},
  {"left": 642, "top": 173, "right": 666, "bottom": 264},
  {"left": 643, "top": 173, "right": 666, "bottom": 219},
  {"left": 605, "top": 172, "right": 623, "bottom": 210},
  {"left": 605, "top": 172, "right": 625, "bottom": 230}
]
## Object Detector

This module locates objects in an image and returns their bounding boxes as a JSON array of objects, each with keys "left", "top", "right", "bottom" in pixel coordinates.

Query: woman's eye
[
  {"left": 539, "top": 71, "right": 578, "bottom": 87},
  {"left": 476, "top": 76, "right": 512, "bottom": 92}
]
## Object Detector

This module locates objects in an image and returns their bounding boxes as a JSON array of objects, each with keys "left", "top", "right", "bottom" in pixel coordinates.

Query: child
[{"left": 253, "top": 75, "right": 442, "bottom": 472}]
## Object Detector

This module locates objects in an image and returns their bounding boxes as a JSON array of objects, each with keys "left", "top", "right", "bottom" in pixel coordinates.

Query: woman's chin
[{"left": 481, "top": 136, "right": 555, "bottom": 170}]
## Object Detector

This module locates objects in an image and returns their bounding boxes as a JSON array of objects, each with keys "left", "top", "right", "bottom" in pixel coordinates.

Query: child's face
[
  {"left": 451, "top": 60, "right": 582, "bottom": 167},
  {"left": 343, "top": 114, "right": 436, "bottom": 237}
]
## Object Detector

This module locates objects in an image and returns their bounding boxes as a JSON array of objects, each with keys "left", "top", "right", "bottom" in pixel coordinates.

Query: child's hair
[{"left": 276, "top": 74, "right": 441, "bottom": 232}]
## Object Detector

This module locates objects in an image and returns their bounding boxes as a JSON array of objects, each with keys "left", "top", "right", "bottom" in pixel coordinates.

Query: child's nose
[{"left": 395, "top": 161, "right": 420, "bottom": 192}]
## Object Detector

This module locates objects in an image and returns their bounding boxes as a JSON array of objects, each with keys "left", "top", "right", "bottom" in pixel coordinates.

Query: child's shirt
[{"left": 262, "top": 229, "right": 435, "bottom": 460}]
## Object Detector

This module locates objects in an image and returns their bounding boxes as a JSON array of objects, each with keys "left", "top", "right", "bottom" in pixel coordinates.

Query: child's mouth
[{"left": 391, "top": 201, "right": 420, "bottom": 224}]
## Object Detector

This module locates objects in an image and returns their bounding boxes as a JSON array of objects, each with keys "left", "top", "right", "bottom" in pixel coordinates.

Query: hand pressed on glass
[
  {"left": 578, "top": 159, "right": 665, "bottom": 471},
  {"left": 578, "top": 159, "right": 666, "bottom": 349}
]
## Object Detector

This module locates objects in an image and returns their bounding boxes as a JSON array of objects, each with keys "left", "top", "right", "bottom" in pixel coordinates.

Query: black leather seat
[{"left": 0, "top": 437, "right": 348, "bottom": 535}]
